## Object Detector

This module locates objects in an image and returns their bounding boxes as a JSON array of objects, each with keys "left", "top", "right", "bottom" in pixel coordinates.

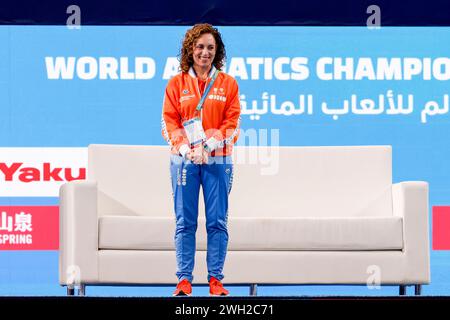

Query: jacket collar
[{"left": 188, "top": 65, "right": 217, "bottom": 79}]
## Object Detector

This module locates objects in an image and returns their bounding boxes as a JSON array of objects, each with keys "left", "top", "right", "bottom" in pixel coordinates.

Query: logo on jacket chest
[{"left": 208, "top": 87, "right": 227, "bottom": 102}]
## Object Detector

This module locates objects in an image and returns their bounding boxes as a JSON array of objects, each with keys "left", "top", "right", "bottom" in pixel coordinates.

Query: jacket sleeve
[
  {"left": 161, "top": 78, "right": 190, "bottom": 156},
  {"left": 205, "top": 78, "right": 241, "bottom": 151}
]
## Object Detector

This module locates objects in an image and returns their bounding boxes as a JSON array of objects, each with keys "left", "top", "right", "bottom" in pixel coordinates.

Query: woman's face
[{"left": 192, "top": 33, "right": 216, "bottom": 70}]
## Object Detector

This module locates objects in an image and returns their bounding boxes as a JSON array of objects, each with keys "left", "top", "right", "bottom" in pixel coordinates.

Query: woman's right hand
[{"left": 190, "top": 146, "right": 204, "bottom": 164}]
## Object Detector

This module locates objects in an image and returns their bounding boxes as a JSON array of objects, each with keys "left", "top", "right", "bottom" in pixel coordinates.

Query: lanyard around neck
[{"left": 195, "top": 69, "right": 219, "bottom": 112}]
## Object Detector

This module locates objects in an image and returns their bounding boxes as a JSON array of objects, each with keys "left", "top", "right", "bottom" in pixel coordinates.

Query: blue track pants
[{"left": 170, "top": 154, "right": 234, "bottom": 282}]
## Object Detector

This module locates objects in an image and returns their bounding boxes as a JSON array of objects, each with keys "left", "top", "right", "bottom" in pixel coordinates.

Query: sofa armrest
[
  {"left": 59, "top": 180, "right": 99, "bottom": 286},
  {"left": 392, "top": 181, "right": 430, "bottom": 282}
]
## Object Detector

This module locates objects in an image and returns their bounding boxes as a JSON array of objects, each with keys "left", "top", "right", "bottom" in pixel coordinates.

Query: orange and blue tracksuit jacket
[{"left": 161, "top": 66, "right": 241, "bottom": 156}]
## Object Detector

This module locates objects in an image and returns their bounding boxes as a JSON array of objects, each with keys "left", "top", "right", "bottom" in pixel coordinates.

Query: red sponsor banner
[
  {"left": 432, "top": 206, "right": 450, "bottom": 250},
  {"left": 0, "top": 206, "right": 59, "bottom": 250}
]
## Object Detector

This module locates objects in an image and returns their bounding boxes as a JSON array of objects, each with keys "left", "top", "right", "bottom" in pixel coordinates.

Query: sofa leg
[
  {"left": 399, "top": 285, "right": 406, "bottom": 296},
  {"left": 67, "top": 286, "right": 75, "bottom": 296},
  {"left": 77, "top": 284, "right": 86, "bottom": 296},
  {"left": 414, "top": 285, "right": 422, "bottom": 296},
  {"left": 249, "top": 284, "right": 257, "bottom": 296}
]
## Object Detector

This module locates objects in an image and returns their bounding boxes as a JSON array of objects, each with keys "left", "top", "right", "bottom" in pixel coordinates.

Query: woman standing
[{"left": 161, "top": 23, "right": 241, "bottom": 296}]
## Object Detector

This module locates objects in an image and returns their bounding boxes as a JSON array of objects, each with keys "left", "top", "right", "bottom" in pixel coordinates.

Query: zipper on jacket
[{"left": 194, "top": 78, "right": 202, "bottom": 120}]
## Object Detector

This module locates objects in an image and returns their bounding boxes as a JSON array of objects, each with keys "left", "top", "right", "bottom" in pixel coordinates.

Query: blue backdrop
[{"left": 0, "top": 26, "right": 449, "bottom": 296}]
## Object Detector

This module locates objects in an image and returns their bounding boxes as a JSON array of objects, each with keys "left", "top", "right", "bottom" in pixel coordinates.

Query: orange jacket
[{"left": 161, "top": 66, "right": 241, "bottom": 157}]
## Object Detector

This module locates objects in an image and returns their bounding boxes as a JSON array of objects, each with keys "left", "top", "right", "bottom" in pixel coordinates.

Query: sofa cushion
[{"left": 98, "top": 216, "right": 403, "bottom": 251}]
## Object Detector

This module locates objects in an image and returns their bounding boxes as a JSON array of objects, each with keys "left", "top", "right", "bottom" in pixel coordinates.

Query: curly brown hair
[{"left": 179, "top": 23, "right": 226, "bottom": 73}]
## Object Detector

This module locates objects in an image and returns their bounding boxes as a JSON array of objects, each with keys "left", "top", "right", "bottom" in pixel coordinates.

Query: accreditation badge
[{"left": 182, "top": 117, "right": 206, "bottom": 146}]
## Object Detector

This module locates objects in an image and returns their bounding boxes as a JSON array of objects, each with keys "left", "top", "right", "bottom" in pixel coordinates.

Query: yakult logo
[
  {"left": 0, "top": 147, "right": 88, "bottom": 197},
  {"left": 0, "top": 162, "right": 85, "bottom": 182}
]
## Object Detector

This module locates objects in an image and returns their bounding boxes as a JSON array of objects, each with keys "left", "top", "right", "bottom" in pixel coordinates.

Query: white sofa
[{"left": 59, "top": 144, "right": 430, "bottom": 296}]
